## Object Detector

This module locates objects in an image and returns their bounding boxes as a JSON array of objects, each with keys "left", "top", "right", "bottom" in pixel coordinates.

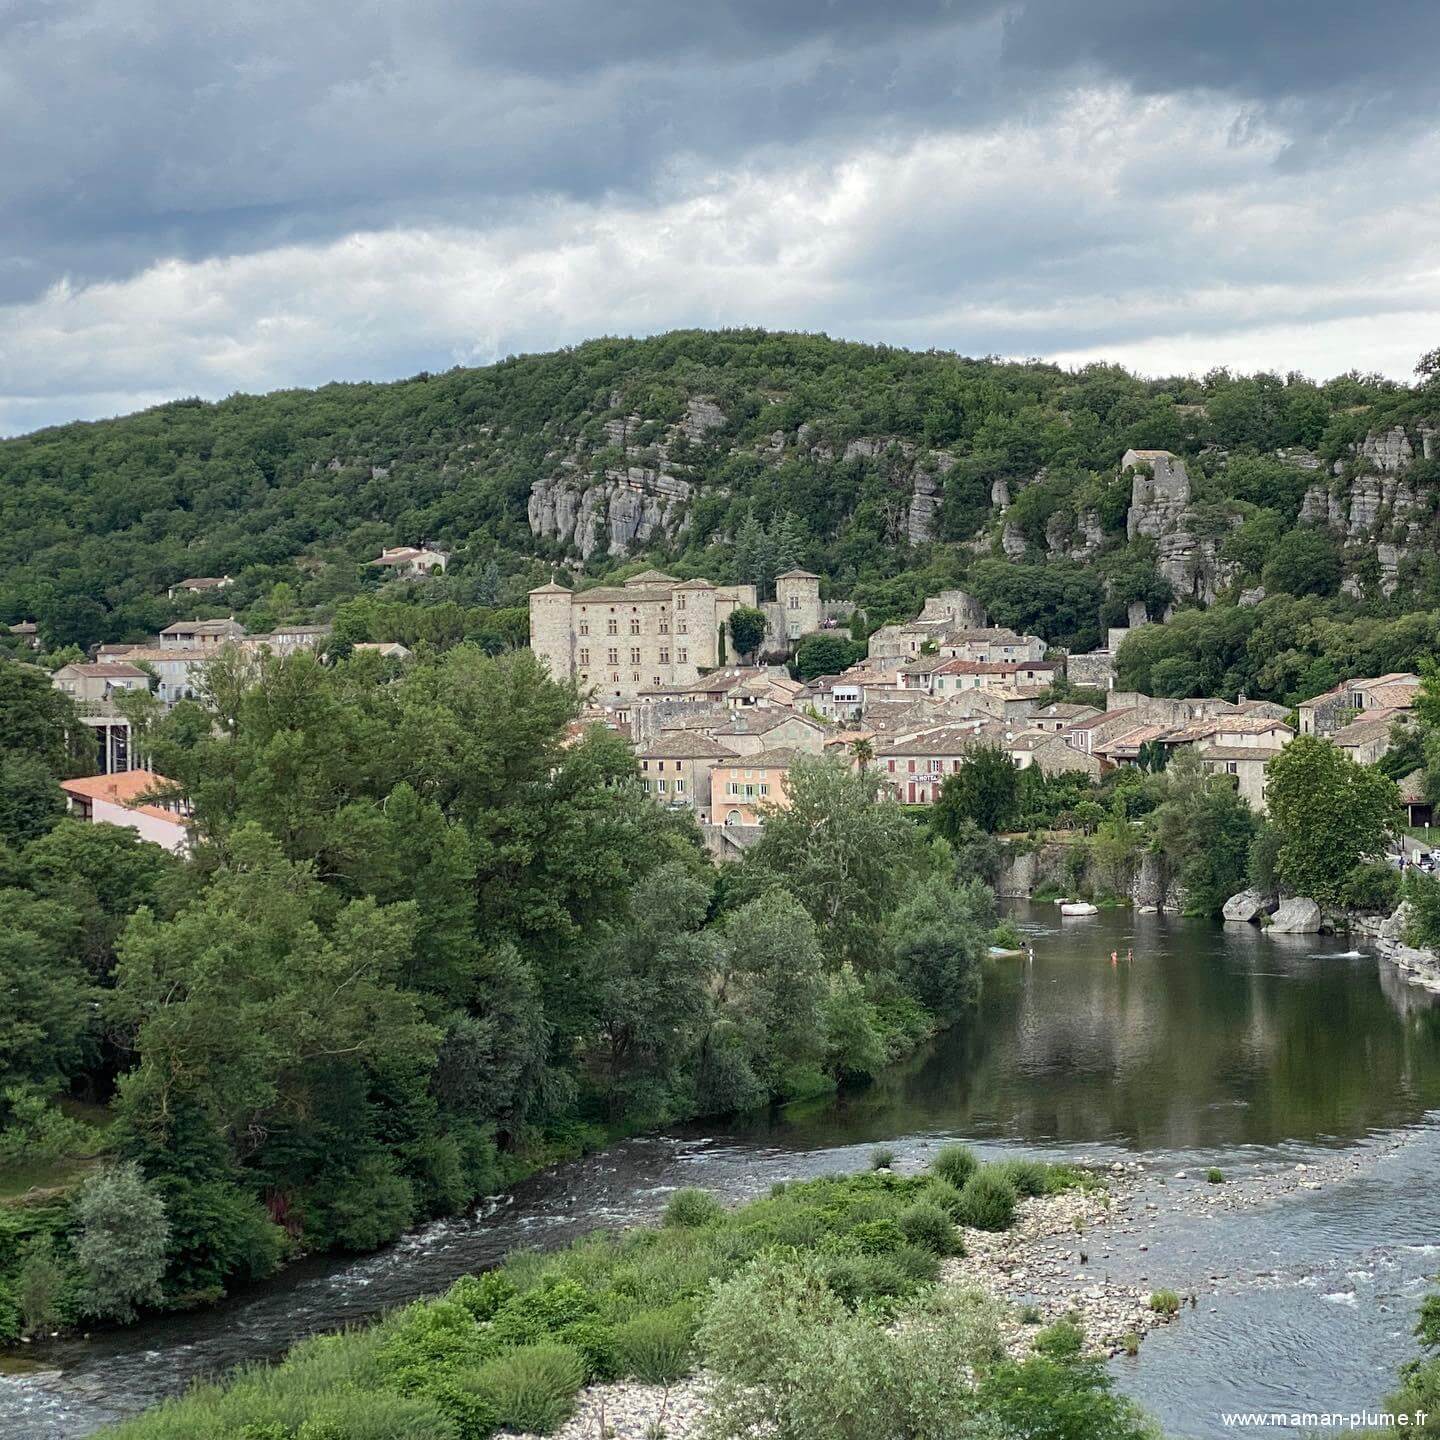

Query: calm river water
[{"left": 5, "top": 903, "right": 1440, "bottom": 1438}]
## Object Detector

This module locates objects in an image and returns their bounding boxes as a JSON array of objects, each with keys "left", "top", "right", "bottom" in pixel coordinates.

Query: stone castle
[{"left": 530, "top": 568, "right": 821, "bottom": 701}]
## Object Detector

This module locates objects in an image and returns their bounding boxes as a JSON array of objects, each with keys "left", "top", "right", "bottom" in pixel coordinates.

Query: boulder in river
[
  {"left": 1222, "top": 889, "right": 1272, "bottom": 923},
  {"left": 1267, "top": 897, "right": 1322, "bottom": 934}
]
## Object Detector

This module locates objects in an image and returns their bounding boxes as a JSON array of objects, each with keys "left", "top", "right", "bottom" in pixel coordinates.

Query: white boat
[{"left": 1059, "top": 901, "right": 1099, "bottom": 916}]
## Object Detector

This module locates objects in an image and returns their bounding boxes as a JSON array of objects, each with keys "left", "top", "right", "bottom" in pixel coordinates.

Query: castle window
[
  {"left": 632, "top": 672, "right": 640, "bottom": 683},
  {"left": 578, "top": 621, "right": 589, "bottom": 636},
  {"left": 677, "top": 621, "right": 688, "bottom": 635},
  {"left": 788, "top": 595, "right": 799, "bottom": 610},
  {"left": 606, "top": 618, "right": 617, "bottom": 635},
  {"left": 676, "top": 596, "right": 686, "bottom": 611},
  {"left": 659, "top": 619, "right": 669, "bottom": 634},
  {"left": 630, "top": 647, "right": 641, "bottom": 665},
  {"left": 578, "top": 648, "right": 590, "bottom": 665},
  {"left": 607, "top": 648, "right": 618, "bottom": 665},
  {"left": 659, "top": 648, "right": 670, "bottom": 664},
  {"left": 677, "top": 648, "right": 688, "bottom": 663},
  {"left": 675, "top": 778, "right": 686, "bottom": 792},
  {"left": 629, "top": 618, "right": 640, "bottom": 635}
]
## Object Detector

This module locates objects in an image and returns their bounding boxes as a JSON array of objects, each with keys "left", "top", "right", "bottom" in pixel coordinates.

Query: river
[{"left": 5, "top": 903, "right": 1440, "bottom": 1438}]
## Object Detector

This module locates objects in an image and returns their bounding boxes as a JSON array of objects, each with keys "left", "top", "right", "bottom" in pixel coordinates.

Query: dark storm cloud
[{"left": 9, "top": 0, "right": 1438, "bottom": 303}]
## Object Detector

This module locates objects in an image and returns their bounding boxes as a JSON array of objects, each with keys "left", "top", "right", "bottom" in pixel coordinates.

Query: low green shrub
[
  {"left": 957, "top": 1169, "right": 1017, "bottom": 1232},
  {"left": 1149, "top": 1289, "right": 1180, "bottom": 1316},
  {"left": 992, "top": 919, "right": 1026, "bottom": 950},
  {"left": 613, "top": 1306, "right": 695, "bottom": 1384},
  {"left": 1206, "top": 1168, "right": 1224, "bottom": 1185},
  {"left": 848, "top": 1217, "right": 907, "bottom": 1255},
  {"left": 448, "top": 1270, "right": 515, "bottom": 1322},
  {"left": 293, "top": 1389, "right": 464, "bottom": 1440},
  {"left": 991, "top": 1158, "right": 1049, "bottom": 1198},
  {"left": 869, "top": 1146, "right": 896, "bottom": 1171},
  {"left": 471, "top": 1343, "right": 585, "bottom": 1435},
  {"left": 917, "top": 1176, "right": 965, "bottom": 1220},
  {"left": 930, "top": 1144, "right": 978, "bottom": 1189},
  {"left": 1034, "top": 1319, "right": 1085, "bottom": 1359},
  {"left": 898, "top": 1201, "right": 959, "bottom": 1256},
  {"left": 376, "top": 1300, "right": 494, "bottom": 1395},
  {"left": 662, "top": 1188, "right": 725, "bottom": 1229}
]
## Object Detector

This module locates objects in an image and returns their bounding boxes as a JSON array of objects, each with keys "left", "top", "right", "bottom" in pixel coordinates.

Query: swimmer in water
[
  {"left": 1126, "top": 948, "right": 1133, "bottom": 963},
  {"left": 1111, "top": 950, "right": 1118, "bottom": 967}
]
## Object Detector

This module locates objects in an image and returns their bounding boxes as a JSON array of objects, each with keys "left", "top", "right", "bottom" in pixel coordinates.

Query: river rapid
[{"left": 5, "top": 903, "right": 1440, "bottom": 1438}]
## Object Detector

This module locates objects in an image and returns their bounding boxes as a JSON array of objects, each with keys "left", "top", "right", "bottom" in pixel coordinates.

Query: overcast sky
[{"left": 3, "top": 0, "right": 1439, "bottom": 435}]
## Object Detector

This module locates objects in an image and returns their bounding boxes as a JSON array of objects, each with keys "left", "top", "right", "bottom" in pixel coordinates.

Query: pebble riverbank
[{"left": 512, "top": 1131, "right": 1426, "bottom": 1440}]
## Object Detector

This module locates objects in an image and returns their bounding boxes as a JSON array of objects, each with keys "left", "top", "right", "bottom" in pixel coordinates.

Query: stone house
[
  {"left": 369, "top": 545, "right": 449, "bottom": 577},
  {"left": 906, "top": 658, "right": 1059, "bottom": 696},
  {"left": 1195, "top": 745, "right": 1286, "bottom": 813},
  {"left": 937, "top": 628, "right": 1049, "bottom": 663},
  {"left": 1005, "top": 731, "right": 1103, "bottom": 779},
  {"left": 159, "top": 618, "right": 247, "bottom": 649},
  {"left": 247, "top": 624, "right": 332, "bottom": 655},
  {"left": 1061, "top": 707, "right": 1138, "bottom": 756},
  {"left": 636, "top": 730, "right": 733, "bottom": 822},
  {"left": 1297, "top": 684, "right": 1361, "bottom": 737},
  {"left": 1331, "top": 709, "right": 1408, "bottom": 767},
  {"left": 109, "top": 646, "right": 209, "bottom": 706},
  {"left": 58, "top": 769, "right": 190, "bottom": 855},
  {"left": 703, "top": 710, "right": 828, "bottom": 757},
  {"left": 710, "top": 747, "right": 801, "bottom": 826},
  {"left": 52, "top": 662, "right": 152, "bottom": 774},
  {"left": 877, "top": 726, "right": 992, "bottom": 805},
  {"left": 53, "top": 661, "right": 149, "bottom": 709},
  {"left": 1028, "top": 703, "right": 1102, "bottom": 733},
  {"left": 167, "top": 575, "right": 232, "bottom": 600},
  {"left": 8, "top": 620, "right": 40, "bottom": 649},
  {"left": 798, "top": 675, "right": 865, "bottom": 723}
]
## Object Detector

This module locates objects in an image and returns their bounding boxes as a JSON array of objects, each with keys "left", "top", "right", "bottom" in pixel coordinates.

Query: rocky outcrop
[
  {"left": 1352, "top": 903, "right": 1440, "bottom": 994},
  {"left": 1127, "top": 454, "right": 1190, "bottom": 542},
  {"left": 1046, "top": 508, "right": 1105, "bottom": 562},
  {"left": 529, "top": 468, "right": 694, "bottom": 560},
  {"left": 1266, "top": 897, "right": 1322, "bottom": 934},
  {"left": 906, "top": 450, "right": 954, "bottom": 546},
  {"left": 1130, "top": 852, "right": 1186, "bottom": 912},
  {"left": 1222, "top": 888, "right": 1273, "bottom": 923}
]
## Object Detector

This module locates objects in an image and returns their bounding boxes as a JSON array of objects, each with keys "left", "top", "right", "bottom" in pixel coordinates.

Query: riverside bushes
[{"left": 98, "top": 1157, "right": 1091, "bottom": 1440}]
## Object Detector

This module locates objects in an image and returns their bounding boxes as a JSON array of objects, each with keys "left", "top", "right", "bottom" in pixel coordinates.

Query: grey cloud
[{"left": 20, "top": 0, "right": 1440, "bottom": 305}]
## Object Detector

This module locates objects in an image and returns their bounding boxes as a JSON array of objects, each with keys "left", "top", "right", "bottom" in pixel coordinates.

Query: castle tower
[
  {"left": 775, "top": 569, "right": 821, "bottom": 642},
  {"left": 674, "top": 578, "right": 721, "bottom": 671},
  {"left": 528, "top": 581, "right": 574, "bottom": 681}
]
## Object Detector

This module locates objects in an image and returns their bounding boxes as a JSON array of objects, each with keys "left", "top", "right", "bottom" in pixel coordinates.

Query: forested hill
[{"left": 5, "top": 328, "right": 1440, "bottom": 693}]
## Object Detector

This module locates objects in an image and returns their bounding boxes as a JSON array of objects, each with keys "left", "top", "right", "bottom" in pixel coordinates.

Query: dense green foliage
[
  {"left": 97, "top": 1159, "right": 1112, "bottom": 1440},
  {"left": 1, "top": 328, "right": 1431, "bottom": 691},
  {"left": 3, "top": 647, "right": 994, "bottom": 1329},
  {"left": 1264, "top": 738, "right": 1401, "bottom": 905}
]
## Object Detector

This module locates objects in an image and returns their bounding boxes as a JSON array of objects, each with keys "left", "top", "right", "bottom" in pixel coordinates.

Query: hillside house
[
  {"left": 8, "top": 621, "right": 40, "bottom": 649},
  {"left": 1331, "top": 709, "right": 1408, "bottom": 767},
  {"left": 167, "top": 575, "right": 232, "bottom": 600},
  {"left": 59, "top": 769, "right": 190, "bottom": 855},
  {"left": 711, "top": 747, "right": 800, "bottom": 826},
  {"left": 370, "top": 545, "right": 449, "bottom": 577},
  {"left": 160, "top": 618, "right": 246, "bottom": 650}
]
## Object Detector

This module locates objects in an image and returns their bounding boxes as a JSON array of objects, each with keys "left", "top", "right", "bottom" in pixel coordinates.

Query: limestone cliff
[{"left": 527, "top": 406, "right": 958, "bottom": 559}]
